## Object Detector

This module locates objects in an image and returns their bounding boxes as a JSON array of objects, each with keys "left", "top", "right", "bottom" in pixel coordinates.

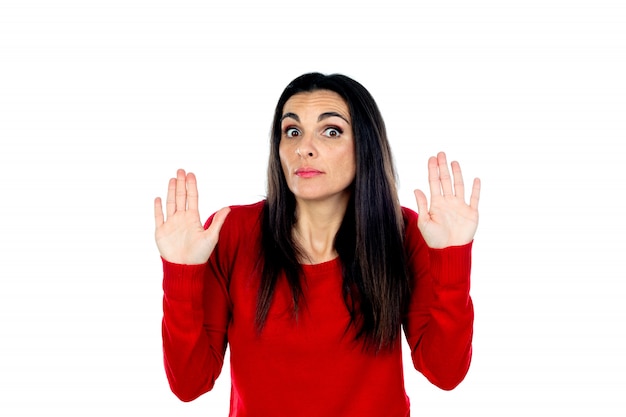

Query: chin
[{"left": 292, "top": 190, "right": 351, "bottom": 205}]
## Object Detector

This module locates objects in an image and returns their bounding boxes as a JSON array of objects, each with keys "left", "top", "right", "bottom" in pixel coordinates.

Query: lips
[{"left": 295, "top": 168, "right": 323, "bottom": 178}]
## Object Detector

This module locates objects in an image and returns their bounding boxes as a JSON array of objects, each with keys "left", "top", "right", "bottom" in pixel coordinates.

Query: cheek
[
  {"left": 342, "top": 145, "right": 357, "bottom": 179},
  {"left": 278, "top": 144, "right": 291, "bottom": 175}
]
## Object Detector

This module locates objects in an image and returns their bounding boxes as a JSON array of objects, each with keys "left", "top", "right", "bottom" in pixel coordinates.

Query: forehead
[{"left": 283, "top": 90, "right": 350, "bottom": 119}]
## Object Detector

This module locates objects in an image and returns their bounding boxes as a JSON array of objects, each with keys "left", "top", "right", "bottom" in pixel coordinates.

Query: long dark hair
[{"left": 258, "top": 72, "right": 410, "bottom": 350}]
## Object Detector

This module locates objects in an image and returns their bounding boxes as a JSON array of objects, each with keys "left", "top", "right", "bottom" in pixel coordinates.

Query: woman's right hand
[{"left": 154, "top": 169, "right": 230, "bottom": 265}]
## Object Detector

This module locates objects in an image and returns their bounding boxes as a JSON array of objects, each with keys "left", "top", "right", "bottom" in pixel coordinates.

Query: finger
[
  {"left": 451, "top": 160, "right": 465, "bottom": 200},
  {"left": 427, "top": 156, "right": 441, "bottom": 199},
  {"left": 154, "top": 197, "right": 164, "bottom": 228},
  {"left": 175, "top": 169, "right": 187, "bottom": 212},
  {"left": 186, "top": 172, "right": 199, "bottom": 212},
  {"left": 165, "top": 177, "right": 176, "bottom": 218},
  {"left": 437, "top": 152, "right": 453, "bottom": 197},
  {"left": 204, "top": 207, "right": 231, "bottom": 248},
  {"left": 469, "top": 177, "right": 481, "bottom": 210}
]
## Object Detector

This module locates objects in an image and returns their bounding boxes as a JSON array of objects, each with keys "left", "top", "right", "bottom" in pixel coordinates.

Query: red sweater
[{"left": 162, "top": 201, "right": 474, "bottom": 416}]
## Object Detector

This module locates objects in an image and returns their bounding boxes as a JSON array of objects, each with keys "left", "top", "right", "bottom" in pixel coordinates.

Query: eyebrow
[
  {"left": 280, "top": 112, "right": 300, "bottom": 123},
  {"left": 319, "top": 112, "right": 351, "bottom": 124},
  {"left": 280, "top": 112, "right": 351, "bottom": 125}
]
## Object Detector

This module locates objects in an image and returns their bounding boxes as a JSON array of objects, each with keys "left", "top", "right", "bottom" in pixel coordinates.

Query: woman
[{"left": 154, "top": 72, "right": 481, "bottom": 416}]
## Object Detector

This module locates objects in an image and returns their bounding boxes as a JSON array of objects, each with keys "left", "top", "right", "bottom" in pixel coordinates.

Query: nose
[
  {"left": 296, "top": 148, "right": 314, "bottom": 158},
  {"left": 296, "top": 132, "right": 316, "bottom": 158}
]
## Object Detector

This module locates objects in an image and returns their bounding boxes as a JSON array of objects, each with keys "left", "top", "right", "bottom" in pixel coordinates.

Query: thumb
[
  {"left": 413, "top": 189, "right": 429, "bottom": 221},
  {"left": 203, "top": 206, "right": 231, "bottom": 249}
]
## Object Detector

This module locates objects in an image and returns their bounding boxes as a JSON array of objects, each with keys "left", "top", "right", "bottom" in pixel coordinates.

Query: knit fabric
[{"left": 162, "top": 201, "right": 474, "bottom": 416}]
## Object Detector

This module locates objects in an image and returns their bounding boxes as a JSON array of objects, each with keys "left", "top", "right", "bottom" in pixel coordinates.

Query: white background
[{"left": 1, "top": 0, "right": 625, "bottom": 416}]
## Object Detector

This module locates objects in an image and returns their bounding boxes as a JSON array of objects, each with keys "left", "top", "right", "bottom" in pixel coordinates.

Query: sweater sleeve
[
  {"left": 161, "top": 214, "right": 232, "bottom": 402},
  {"left": 402, "top": 209, "right": 474, "bottom": 390}
]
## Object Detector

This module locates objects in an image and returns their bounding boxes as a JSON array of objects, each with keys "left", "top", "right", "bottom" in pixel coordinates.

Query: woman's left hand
[{"left": 413, "top": 152, "right": 481, "bottom": 249}]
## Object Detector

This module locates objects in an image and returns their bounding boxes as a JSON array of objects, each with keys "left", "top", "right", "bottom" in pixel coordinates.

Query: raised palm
[
  {"left": 154, "top": 169, "right": 230, "bottom": 265},
  {"left": 414, "top": 152, "right": 481, "bottom": 249}
]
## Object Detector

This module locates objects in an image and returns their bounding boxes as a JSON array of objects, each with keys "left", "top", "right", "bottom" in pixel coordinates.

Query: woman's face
[{"left": 279, "top": 90, "right": 356, "bottom": 205}]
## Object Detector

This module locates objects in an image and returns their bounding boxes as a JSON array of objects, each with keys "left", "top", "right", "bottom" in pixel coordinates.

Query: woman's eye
[
  {"left": 323, "top": 127, "right": 342, "bottom": 138},
  {"left": 285, "top": 127, "right": 300, "bottom": 138}
]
